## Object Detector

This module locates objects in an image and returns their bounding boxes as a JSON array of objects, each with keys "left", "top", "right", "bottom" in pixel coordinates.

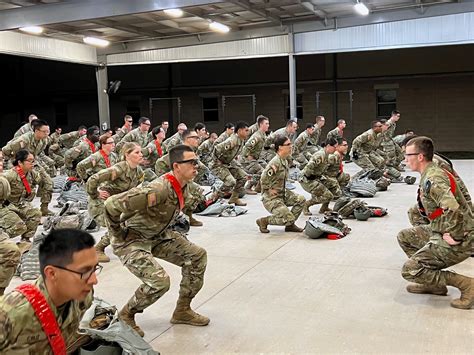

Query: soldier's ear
[{"left": 43, "top": 265, "right": 56, "bottom": 281}]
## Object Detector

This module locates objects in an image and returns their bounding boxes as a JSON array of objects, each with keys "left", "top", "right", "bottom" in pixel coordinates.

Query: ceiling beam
[
  {"left": 299, "top": 1, "right": 328, "bottom": 19},
  {"left": 0, "top": 0, "right": 223, "bottom": 31},
  {"left": 228, "top": 0, "right": 282, "bottom": 25},
  {"left": 90, "top": 19, "right": 161, "bottom": 38}
]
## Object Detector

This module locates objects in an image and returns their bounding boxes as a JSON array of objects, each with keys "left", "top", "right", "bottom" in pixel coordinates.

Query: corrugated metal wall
[
  {"left": 0, "top": 31, "right": 98, "bottom": 65},
  {"left": 295, "top": 12, "right": 474, "bottom": 54},
  {"left": 106, "top": 35, "right": 289, "bottom": 65}
]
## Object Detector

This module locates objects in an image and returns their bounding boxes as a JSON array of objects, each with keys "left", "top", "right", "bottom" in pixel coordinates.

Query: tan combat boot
[
  {"left": 228, "top": 191, "right": 246, "bottom": 206},
  {"left": 187, "top": 213, "right": 203, "bottom": 227},
  {"left": 303, "top": 201, "right": 313, "bottom": 216},
  {"left": 118, "top": 304, "right": 145, "bottom": 337},
  {"left": 40, "top": 203, "right": 54, "bottom": 217},
  {"left": 319, "top": 202, "right": 332, "bottom": 214},
  {"left": 406, "top": 283, "right": 448, "bottom": 296},
  {"left": 285, "top": 224, "right": 304, "bottom": 233},
  {"left": 95, "top": 248, "right": 110, "bottom": 263},
  {"left": 95, "top": 235, "right": 110, "bottom": 263},
  {"left": 446, "top": 272, "right": 474, "bottom": 309},
  {"left": 256, "top": 217, "right": 270, "bottom": 233},
  {"left": 171, "top": 296, "right": 210, "bottom": 326}
]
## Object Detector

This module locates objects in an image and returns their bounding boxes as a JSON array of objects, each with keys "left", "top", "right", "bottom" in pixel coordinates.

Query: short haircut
[
  {"left": 379, "top": 119, "right": 388, "bottom": 124},
  {"left": 371, "top": 120, "right": 382, "bottom": 128},
  {"left": 337, "top": 119, "right": 345, "bottom": 125},
  {"left": 391, "top": 110, "right": 400, "bottom": 116},
  {"left": 401, "top": 134, "right": 418, "bottom": 147},
  {"left": 182, "top": 129, "right": 197, "bottom": 140},
  {"left": 286, "top": 119, "right": 297, "bottom": 127},
  {"left": 138, "top": 116, "right": 150, "bottom": 125},
  {"left": 13, "top": 149, "right": 31, "bottom": 166},
  {"left": 124, "top": 114, "right": 133, "bottom": 121},
  {"left": 210, "top": 132, "right": 218, "bottom": 139},
  {"left": 87, "top": 126, "right": 99, "bottom": 136},
  {"left": 177, "top": 123, "right": 187, "bottom": 130},
  {"left": 28, "top": 114, "right": 38, "bottom": 122},
  {"left": 315, "top": 116, "right": 325, "bottom": 123},
  {"left": 169, "top": 144, "right": 194, "bottom": 167},
  {"left": 257, "top": 115, "right": 269, "bottom": 126},
  {"left": 151, "top": 126, "right": 165, "bottom": 139},
  {"left": 337, "top": 138, "right": 347, "bottom": 145},
  {"left": 32, "top": 119, "right": 49, "bottom": 131},
  {"left": 194, "top": 122, "right": 206, "bottom": 131},
  {"left": 54, "top": 126, "right": 62, "bottom": 131},
  {"left": 274, "top": 135, "right": 289, "bottom": 152},
  {"left": 161, "top": 120, "right": 169, "bottom": 125},
  {"left": 406, "top": 136, "right": 434, "bottom": 161},
  {"left": 405, "top": 129, "right": 414, "bottom": 134},
  {"left": 322, "top": 137, "right": 338, "bottom": 147},
  {"left": 39, "top": 229, "right": 95, "bottom": 279},
  {"left": 306, "top": 123, "right": 315, "bottom": 129},
  {"left": 224, "top": 122, "right": 235, "bottom": 130},
  {"left": 78, "top": 125, "right": 87, "bottom": 131},
  {"left": 99, "top": 134, "right": 112, "bottom": 148},
  {"left": 235, "top": 121, "right": 249, "bottom": 131}
]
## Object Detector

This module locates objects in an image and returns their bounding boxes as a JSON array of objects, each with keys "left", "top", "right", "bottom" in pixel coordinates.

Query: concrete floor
[{"left": 7, "top": 160, "right": 474, "bottom": 354}]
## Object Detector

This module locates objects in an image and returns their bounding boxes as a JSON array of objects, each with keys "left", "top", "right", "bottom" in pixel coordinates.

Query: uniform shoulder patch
[
  {"left": 423, "top": 179, "right": 432, "bottom": 194},
  {"left": 147, "top": 192, "right": 157, "bottom": 207}
]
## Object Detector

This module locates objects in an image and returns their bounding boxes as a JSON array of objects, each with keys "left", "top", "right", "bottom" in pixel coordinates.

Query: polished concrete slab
[{"left": 6, "top": 160, "right": 474, "bottom": 354}]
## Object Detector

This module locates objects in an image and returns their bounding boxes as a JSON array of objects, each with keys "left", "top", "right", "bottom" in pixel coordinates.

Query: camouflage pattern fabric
[{"left": 0, "top": 231, "right": 20, "bottom": 289}]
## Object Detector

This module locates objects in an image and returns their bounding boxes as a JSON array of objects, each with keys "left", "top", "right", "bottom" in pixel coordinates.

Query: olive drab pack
[
  {"left": 334, "top": 198, "right": 367, "bottom": 218},
  {"left": 304, "top": 212, "right": 351, "bottom": 239},
  {"left": 375, "top": 177, "right": 391, "bottom": 191},
  {"left": 43, "top": 202, "right": 99, "bottom": 232}
]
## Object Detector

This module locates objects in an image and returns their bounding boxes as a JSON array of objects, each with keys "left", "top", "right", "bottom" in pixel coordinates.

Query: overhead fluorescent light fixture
[
  {"left": 19, "top": 26, "right": 43, "bottom": 34},
  {"left": 164, "top": 8, "right": 184, "bottom": 17},
  {"left": 209, "top": 21, "right": 230, "bottom": 33},
  {"left": 83, "top": 36, "right": 110, "bottom": 47},
  {"left": 354, "top": 2, "right": 370, "bottom": 16}
]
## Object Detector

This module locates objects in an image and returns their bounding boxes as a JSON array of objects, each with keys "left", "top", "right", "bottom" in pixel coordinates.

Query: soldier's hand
[
  {"left": 98, "top": 189, "right": 111, "bottom": 200},
  {"left": 442, "top": 233, "right": 460, "bottom": 246}
]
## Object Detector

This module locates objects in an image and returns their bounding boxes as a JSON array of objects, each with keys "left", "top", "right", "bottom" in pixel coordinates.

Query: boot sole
[
  {"left": 406, "top": 288, "right": 448, "bottom": 296},
  {"left": 170, "top": 318, "right": 210, "bottom": 326},
  {"left": 450, "top": 301, "right": 474, "bottom": 309}
]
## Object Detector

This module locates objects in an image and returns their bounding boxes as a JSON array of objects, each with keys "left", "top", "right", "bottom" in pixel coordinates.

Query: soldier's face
[
  {"left": 79, "top": 128, "right": 87, "bottom": 136},
  {"left": 259, "top": 120, "right": 270, "bottom": 132},
  {"left": 102, "top": 139, "right": 115, "bottom": 153},
  {"left": 237, "top": 127, "right": 249, "bottom": 140},
  {"left": 326, "top": 144, "right": 337, "bottom": 154},
  {"left": 90, "top": 130, "right": 100, "bottom": 143},
  {"left": 185, "top": 133, "right": 200, "bottom": 148},
  {"left": 226, "top": 127, "right": 235, "bottom": 135},
  {"left": 338, "top": 142, "right": 349, "bottom": 154},
  {"left": 20, "top": 154, "right": 35, "bottom": 172},
  {"left": 175, "top": 151, "right": 198, "bottom": 182},
  {"left": 140, "top": 121, "right": 151, "bottom": 132},
  {"left": 318, "top": 118, "right": 325, "bottom": 128},
  {"left": 373, "top": 123, "right": 383, "bottom": 133},
  {"left": 404, "top": 145, "right": 422, "bottom": 172},
  {"left": 287, "top": 123, "right": 297, "bottom": 134},
  {"left": 127, "top": 147, "right": 143, "bottom": 165},
  {"left": 162, "top": 122, "right": 169, "bottom": 131},
  {"left": 35, "top": 125, "right": 50, "bottom": 139}
]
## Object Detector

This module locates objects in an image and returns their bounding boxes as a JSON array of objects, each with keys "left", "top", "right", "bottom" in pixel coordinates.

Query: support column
[
  {"left": 288, "top": 29, "right": 297, "bottom": 121},
  {"left": 95, "top": 58, "right": 110, "bottom": 131}
]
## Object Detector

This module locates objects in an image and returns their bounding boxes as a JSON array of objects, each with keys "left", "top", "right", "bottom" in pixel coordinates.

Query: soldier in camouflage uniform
[
  {"left": 292, "top": 123, "right": 315, "bottom": 169},
  {"left": 0, "top": 176, "right": 21, "bottom": 296},
  {"left": 0, "top": 229, "right": 98, "bottom": 352},
  {"left": 379, "top": 115, "right": 403, "bottom": 181},
  {"left": 210, "top": 121, "right": 249, "bottom": 206},
  {"left": 58, "top": 125, "right": 87, "bottom": 149},
  {"left": 214, "top": 122, "right": 235, "bottom": 146},
  {"left": 0, "top": 150, "right": 42, "bottom": 250},
  {"left": 162, "top": 122, "right": 187, "bottom": 153},
  {"left": 86, "top": 142, "right": 145, "bottom": 263},
  {"left": 49, "top": 125, "right": 87, "bottom": 170},
  {"left": 197, "top": 132, "right": 217, "bottom": 166},
  {"left": 155, "top": 130, "right": 205, "bottom": 227},
  {"left": 113, "top": 114, "right": 134, "bottom": 143},
  {"left": 326, "top": 119, "right": 345, "bottom": 142},
  {"left": 2, "top": 119, "right": 54, "bottom": 216},
  {"left": 326, "top": 138, "right": 351, "bottom": 192},
  {"left": 350, "top": 120, "right": 385, "bottom": 176},
  {"left": 142, "top": 126, "right": 166, "bottom": 169},
  {"left": 261, "top": 120, "right": 298, "bottom": 162},
  {"left": 76, "top": 135, "right": 118, "bottom": 182},
  {"left": 64, "top": 126, "right": 100, "bottom": 179},
  {"left": 104, "top": 145, "right": 209, "bottom": 336},
  {"left": 115, "top": 117, "right": 151, "bottom": 153},
  {"left": 299, "top": 138, "right": 340, "bottom": 215},
  {"left": 397, "top": 136, "right": 474, "bottom": 309},
  {"left": 256, "top": 136, "right": 305, "bottom": 234},
  {"left": 307, "top": 115, "right": 325, "bottom": 155},
  {"left": 13, "top": 114, "right": 37, "bottom": 139},
  {"left": 241, "top": 115, "right": 270, "bottom": 193}
]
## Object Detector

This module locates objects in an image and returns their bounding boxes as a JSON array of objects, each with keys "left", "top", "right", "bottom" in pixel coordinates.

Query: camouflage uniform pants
[
  {"left": 407, "top": 204, "right": 430, "bottom": 227},
  {"left": 241, "top": 159, "right": 264, "bottom": 189},
  {"left": 0, "top": 231, "right": 21, "bottom": 289},
  {"left": 113, "top": 229, "right": 207, "bottom": 313},
  {"left": 337, "top": 172, "right": 350, "bottom": 189},
  {"left": 300, "top": 177, "right": 334, "bottom": 205},
  {"left": 294, "top": 153, "right": 309, "bottom": 170},
  {"left": 262, "top": 190, "right": 305, "bottom": 226},
  {"left": 323, "top": 177, "right": 342, "bottom": 199},
  {"left": 260, "top": 149, "right": 276, "bottom": 163},
  {"left": 35, "top": 164, "right": 53, "bottom": 204},
  {"left": 0, "top": 203, "right": 41, "bottom": 241},
  {"left": 354, "top": 152, "right": 385, "bottom": 172},
  {"left": 88, "top": 197, "right": 110, "bottom": 251},
  {"left": 38, "top": 155, "right": 56, "bottom": 177},
  {"left": 211, "top": 163, "right": 247, "bottom": 196},
  {"left": 400, "top": 228, "right": 473, "bottom": 286}
]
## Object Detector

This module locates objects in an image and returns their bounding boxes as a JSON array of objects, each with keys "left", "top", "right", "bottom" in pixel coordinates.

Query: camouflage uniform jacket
[
  {"left": 260, "top": 154, "right": 288, "bottom": 200},
  {"left": 162, "top": 132, "right": 183, "bottom": 153},
  {"left": 13, "top": 123, "right": 33, "bottom": 138},
  {"left": 76, "top": 150, "right": 119, "bottom": 181},
  {"left": 105, "top": 174, "right": 192, "bottom": 240},
  {"left": 327, "top": 127, "right": 343, "bottom": 141},
  {"left": 116, "top": 128, "right": 149, "bottom": 152},
  {"left": 0, "top": 277, "right": 93, "bottom": 353},
  {"left": 264, "top": 127, "right": 293, "bottom": 149},
  {"left": 64, "top": 139, "right": 100, "bottom": 168},
  {"left": 49, "top": 132, "right": 61, "bottom": 145},
  {"left": 242, "top": 130, "right": 266, "bottom": 160},
  {"left": 2, "top": 168, "right": 41, "bottom": 204},
  {"left": 2, "top": 132, "right": 49, "bottom": 160},
  {"left": 301, "top": 149, "right": 330, "bottom": 179},
  {"left": 214, "top": 131, "right": 231, "bottom": 146},
  {"left": 308, "top": 126, "right": 322, "bottom": 147},
  {"left": 247, "top": 122, "right": 259, "bottom": 138},
  {"left": 58, "top": 131, "right": 82, "bottom": 149},
  {"left": 213, "top": 134, "right": 244, "bottom": 166},
  {"left": 326, "top": 151, "right": 344, "bottom": 178},
  {"left": 113, "top": 125, "right": 131, "bottom": 144},
  {"left": 86, "top": 160, "right": 144, "bottom": 199},
  {"left": 351, "top": 129, "right": 382, "bottom": 155},
  {"left": 393, "top": 134, "right": 408, "bottom": 146},
  {"left": 197, "top": 139, "right": 214, "bottom": 162},
  {"left": 143, "top": 140, "right": 164, "bottom": 168},
  {"left": 418, "top": 162, "right": 473, "bottom": 241},
  {"left": 292, "top": 130, "right": 311, "bottom": 156}
]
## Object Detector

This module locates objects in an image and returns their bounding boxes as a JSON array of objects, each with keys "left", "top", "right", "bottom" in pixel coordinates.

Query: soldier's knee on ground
[{"left": 401, "top": 258, "right": 422, "bottom": 282}]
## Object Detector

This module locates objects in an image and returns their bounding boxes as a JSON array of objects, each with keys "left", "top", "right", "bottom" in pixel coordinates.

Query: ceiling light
[
  {"left": 354, "top": 2, "right": 370, "bottom": 16},
  {"left": 83, "top": 36, "right": 110, "bottom": 47},
  {"left": 19, "top": 26, "right": 43, "bottom": 34},
  {"left": 164, "top": 8, "right": 184, "bottom": 17},
  {"left": 209, "top": 21, "right": 230, "bottom": 33}
]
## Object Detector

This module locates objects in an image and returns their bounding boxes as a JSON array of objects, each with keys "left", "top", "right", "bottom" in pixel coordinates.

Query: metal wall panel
[
  {"left": 295, "top": 12, "right": 474, "bottom": 54},
  {"left": 0, "top": 31, "right": 98, "bottom": 65},
  {"left": 106, "top": 35, "right": 289, "bottom": 65}
]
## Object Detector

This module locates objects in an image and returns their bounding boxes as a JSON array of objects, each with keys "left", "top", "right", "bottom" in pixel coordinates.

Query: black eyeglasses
[
  {"left": 25, "top": 159, "right": 35, "bottom": 163},
  {"left": 103, "top": 141, "right": 115, "bottom": 145},
  {"left": 176, "top": 158, "right": 199, "bottom": 166},
  {"left": 187, "top": 136, "right": 200, "bottom": 140},
  {"left": 404, "top": 152, "right": 421, "bottom": 157},
  {"left": 126, "top": 120, "right": 133, "bottom": 123},
  {"left": 52, "top": 264, "right": 103, "bottom": 280}
]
